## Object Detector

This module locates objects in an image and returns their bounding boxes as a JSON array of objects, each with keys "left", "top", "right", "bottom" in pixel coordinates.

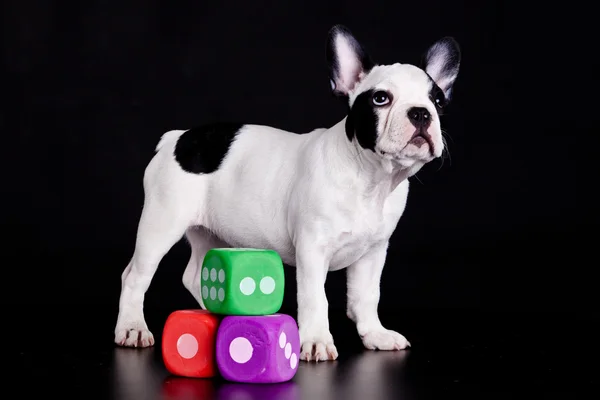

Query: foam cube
[
  {"left": 200, "top": 248, "right": 285, "bottom": 316},
  {"left": 161, "top": 310, "right": 220, "bottom": 378},
  {"left": 215, "top": 314, "right": 300, "bottom": 383}
]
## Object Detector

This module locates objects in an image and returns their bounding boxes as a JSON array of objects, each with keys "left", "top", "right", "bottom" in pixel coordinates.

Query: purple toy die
[{"left": 215, "top": 313, "right": 300, "bottom": 383}]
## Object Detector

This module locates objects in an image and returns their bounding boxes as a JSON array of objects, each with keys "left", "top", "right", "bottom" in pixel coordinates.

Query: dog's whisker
[
  {"left": 440, "top": 132, "right": 452, "bottom": 168},
  {"left": 412, "top": 173, "right": 424, "bottom": 185},
  {"left": 441, "top": 129, "right": 455, "bottom": 143}
]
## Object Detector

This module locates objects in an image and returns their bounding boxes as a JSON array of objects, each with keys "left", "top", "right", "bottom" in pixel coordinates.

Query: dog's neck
[{"left": 322, "top": 119, "right": 419, "bottom": 204}]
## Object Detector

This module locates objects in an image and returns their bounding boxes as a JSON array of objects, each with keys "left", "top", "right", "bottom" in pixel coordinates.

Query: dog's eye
[
  {"left": 433, "top": 92, "right": 446, "bottom": 108},
  {"left": 372, "top": 91, "right": 391, "bottom": 106}
]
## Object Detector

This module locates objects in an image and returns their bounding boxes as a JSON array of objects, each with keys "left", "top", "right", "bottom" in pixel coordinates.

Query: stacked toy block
[{"left": 161, "top": 248, "right": 300, "bottom": 383}]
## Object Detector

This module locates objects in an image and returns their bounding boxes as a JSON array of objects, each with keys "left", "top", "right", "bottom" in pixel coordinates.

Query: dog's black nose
[{"left": 407, "top": 107, "right": 431, "bottom": 128}]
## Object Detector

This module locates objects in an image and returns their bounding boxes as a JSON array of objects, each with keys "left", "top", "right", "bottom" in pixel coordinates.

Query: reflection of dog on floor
[{"left": 114, "top": 24, "right": 461, "bottom": 362}]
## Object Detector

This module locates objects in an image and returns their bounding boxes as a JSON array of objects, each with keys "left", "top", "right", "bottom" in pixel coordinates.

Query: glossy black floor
[{"left": 7, "top": 303, "right": 598, "bottom": 399}]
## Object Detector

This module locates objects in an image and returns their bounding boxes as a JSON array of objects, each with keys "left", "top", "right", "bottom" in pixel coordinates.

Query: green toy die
[{"left": 200, "top": 248, "right": 285, "bottom": 315}]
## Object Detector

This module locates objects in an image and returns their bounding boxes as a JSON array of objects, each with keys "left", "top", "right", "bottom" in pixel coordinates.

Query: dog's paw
[
  {"left": 300, "top": 340, "right": 338, "bottom": 362},
  {"left": 361, "top": 328, "right": 410, "bottom": 351},
  {"left": 115, "top": 321, "right": 155, "bottom": 348}
]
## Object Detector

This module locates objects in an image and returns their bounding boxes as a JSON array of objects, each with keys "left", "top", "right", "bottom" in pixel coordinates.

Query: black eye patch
[
  {"left": 428, "top": 82, "right": 447, "bottom": 111},
  {"left": 345, "top": 89, "right": 378, "bottom": 151}
]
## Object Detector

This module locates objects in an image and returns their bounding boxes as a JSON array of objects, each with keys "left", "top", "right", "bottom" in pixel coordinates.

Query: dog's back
[{"left": 145, "top": 123, "right": 321, "bottom": 260}]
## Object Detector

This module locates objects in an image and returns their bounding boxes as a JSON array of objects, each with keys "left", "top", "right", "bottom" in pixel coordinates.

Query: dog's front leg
[
  {"left": 296, "top": 244, "right": 338, "bottom": 362},
  {"left": 347, "top": 241, "right": 411, "bottom": 350}
]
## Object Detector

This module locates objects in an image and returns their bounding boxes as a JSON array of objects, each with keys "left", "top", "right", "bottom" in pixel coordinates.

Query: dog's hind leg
[
  {"left": 114, "top": 194, "right": 194, "bottom": 347},
  {"left": 182, "top": 227, "right": 230, "bottom": 307}
]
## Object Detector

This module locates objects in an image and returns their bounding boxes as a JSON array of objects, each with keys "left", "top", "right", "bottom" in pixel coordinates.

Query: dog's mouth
[
  {"left": 378, "top": 130, "right": 436, "bottom": 159},
  {"left": 408, "top": 130, "right": 434, "bottom": 154}
]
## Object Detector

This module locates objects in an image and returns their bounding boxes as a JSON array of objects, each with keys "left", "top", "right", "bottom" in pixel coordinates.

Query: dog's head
[{"left": 327, "top": 25, "right": 461, "bottom": 169}]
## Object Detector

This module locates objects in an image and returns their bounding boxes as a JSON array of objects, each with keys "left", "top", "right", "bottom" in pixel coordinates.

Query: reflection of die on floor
[
  {"left": 216, "top": 314, "right": 300, "bottom": 383},
  {"left": 217, "top": 381, "right": 299, "bottom": 400},
  {"left": 161, "top": 310, "right": 220, "bottom": 378},
  {"left": 162, "top": 376, "right": 216, "bottom": 399},
  {"left": 200, "top": 248, "right": 284, "bottom": 315}
]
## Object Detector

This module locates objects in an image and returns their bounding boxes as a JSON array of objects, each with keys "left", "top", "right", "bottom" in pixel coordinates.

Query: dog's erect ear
[
  {"left": 422, "top": 37, "right": 461, "bottom": 100},
  {"left": 326, "top": 25, "right": 374, "bottom": 97}
]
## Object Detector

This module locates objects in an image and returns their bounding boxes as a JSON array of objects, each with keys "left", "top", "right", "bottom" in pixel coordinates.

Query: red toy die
[{"left": 161, "top": 310, "right": 220, "bottom": 378}]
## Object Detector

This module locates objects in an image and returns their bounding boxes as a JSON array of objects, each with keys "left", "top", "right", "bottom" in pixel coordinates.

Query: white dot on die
[
  {"left": 279, "top": 332, "right": 286, "bottom": 348},
  {"left": 218, "top": 288, "right": 225, "bottom": 302},
  {"left": 202, "top": 267, "right": 209, "bottom": 281},
  {"left": 210, "top": 268, "right": 217, "bottom": 281},
  {"left": 259, "top": 276, "right": 276, "bottom": 295},
  {"left": 176, "top": 333, "right": 198, "bottom": 359},
  {"left": 229, "top": 337, "right": 253, "bottom": 364},
  {"left": 218, "top": 269, "right": 225, "bottom": 283},
  {"left": 239, "top": 277, "right": 256, "bottom": 295},
  {"left": 202, "top": 286, "right": 208, "bottom": 299},
  {"left": 284, "top": 342, "right": 292, "bottom": 359},
  {"left": 290, "top": 353, "right": 298, "bottom": 369},
  {"left": 210, "top": 287, "right": 216, "bottom": 300}
]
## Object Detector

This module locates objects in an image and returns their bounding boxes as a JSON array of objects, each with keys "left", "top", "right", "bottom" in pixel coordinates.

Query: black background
[{"left": 2, "top": 0, "right": 595, "bottom": 321}]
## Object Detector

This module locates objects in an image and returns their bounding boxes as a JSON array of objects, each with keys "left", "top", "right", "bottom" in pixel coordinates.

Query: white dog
[{"left": 114, "top": 24, "right": 460, "bottom": 362}]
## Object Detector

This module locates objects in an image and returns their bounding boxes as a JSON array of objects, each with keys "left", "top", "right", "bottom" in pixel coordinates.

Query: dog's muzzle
[{"left": 407, "top": 107, "right": 435, "bottom": 154}]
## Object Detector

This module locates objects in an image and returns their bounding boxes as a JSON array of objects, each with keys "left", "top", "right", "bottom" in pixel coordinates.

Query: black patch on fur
[
  {"left": 345, "top": 89, "right": 378, "bottom": 151},
  {"left": 174, "top": 122, "right": 244, "bottom": 174},
  {"left": 326, "top": 25, "right": 374, "bottom": 98},
  {"left": 427, "top": 77, "right": 448, "bottom": 114}
]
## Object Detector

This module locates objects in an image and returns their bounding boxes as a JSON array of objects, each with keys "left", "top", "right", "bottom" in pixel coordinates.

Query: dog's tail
[{"left": 155, "top": 129, "right": 185, "bottom": 152}]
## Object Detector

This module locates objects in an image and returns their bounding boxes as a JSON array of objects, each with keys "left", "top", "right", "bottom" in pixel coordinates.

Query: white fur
[{"left": 114, "top": 26, "right": 460, "bottom": 361}]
